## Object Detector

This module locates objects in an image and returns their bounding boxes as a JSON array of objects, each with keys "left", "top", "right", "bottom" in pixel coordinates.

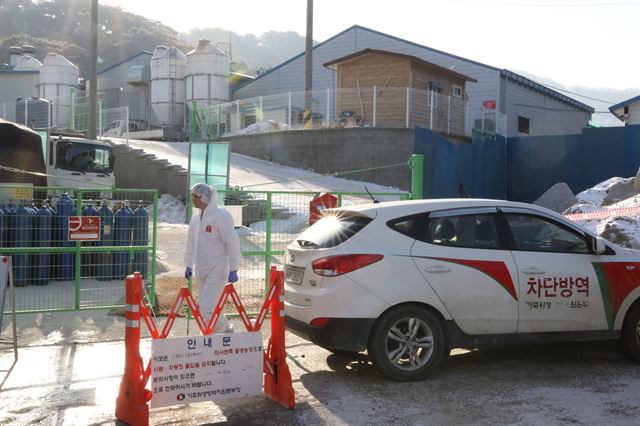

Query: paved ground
[{"left": 1, "top": 310, "right": 639, "bottom": 425}]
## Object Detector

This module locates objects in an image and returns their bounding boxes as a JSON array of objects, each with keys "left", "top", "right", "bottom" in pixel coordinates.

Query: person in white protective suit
[{"left": 184, "top": 183, "right": 241, "bottom": 333}]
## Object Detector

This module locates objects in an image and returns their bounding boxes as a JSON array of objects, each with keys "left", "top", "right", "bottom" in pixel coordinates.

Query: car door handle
[
  {"left": 521, "top": 267, "right": 545, "bottom": 275},
  {"left": 424, "top": 265, "right": 451, "bottom": 274}
]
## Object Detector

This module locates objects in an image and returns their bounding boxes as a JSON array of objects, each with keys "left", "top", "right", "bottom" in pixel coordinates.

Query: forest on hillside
[{"left": 0, "top": 0, "right": 306, "bottom": 78}]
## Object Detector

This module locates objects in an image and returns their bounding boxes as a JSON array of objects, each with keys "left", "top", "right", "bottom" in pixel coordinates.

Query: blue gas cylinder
[
  {"left": 13, "top": 203, "right": 33, "bottom": 287},
  {"left": 81, "top": 201, "right": 99, "bottom": 278},
  {"left": 113, "top": 201, "right": 133, "bottom": 279},
  {"left": 33, "top": 203, "right": 52, "bottom": 286},
  {"left": 96, "top": 200, "right": 114, "bottom": 280},
  {"left": 55, "top": 193, "right": 75, "bottom": 281},
  {"left": 132, "top": 201, "right": 149, "bottom": 277}
]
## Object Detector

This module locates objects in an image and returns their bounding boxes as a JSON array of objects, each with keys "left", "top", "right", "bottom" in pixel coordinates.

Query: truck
[
  {"left": 103, "top": 119, "right": 184, "bottom": 141},
  {"left": 0, "top": 118, "right": 115, "bottom": 199}
]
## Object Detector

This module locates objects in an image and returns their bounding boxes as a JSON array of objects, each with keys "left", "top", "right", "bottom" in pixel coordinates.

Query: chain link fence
[
  {"left": 0, "top": 186, "right": 157, "bottom": 313},
  {"left": 194, "top": 87, "right": 480, "bottom": 141}
]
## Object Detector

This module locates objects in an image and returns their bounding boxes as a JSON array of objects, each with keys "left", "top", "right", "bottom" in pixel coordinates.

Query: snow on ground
[
  {"left": 108, "top": 138, "right": 401, "bottom": 193},
  {"left": 575, "top": 177, "right": 633, "bottom": 205},
  {"left": 108, "top": 137, "right": 640, "bottom": 250}
]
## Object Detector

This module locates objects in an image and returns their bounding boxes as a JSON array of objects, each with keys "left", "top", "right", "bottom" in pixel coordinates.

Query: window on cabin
[{"left": 518, "top": 115, "right": 530, "bottom": 135}]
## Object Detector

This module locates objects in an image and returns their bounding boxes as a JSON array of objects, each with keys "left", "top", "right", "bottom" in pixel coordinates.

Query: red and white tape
[{"left": 564, "top": 205, "right": 640, "bottom": 222}]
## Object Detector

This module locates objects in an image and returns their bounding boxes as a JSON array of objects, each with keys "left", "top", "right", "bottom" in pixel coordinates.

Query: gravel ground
[{"left": 1, "top": 309, "right": 639, "bottom": 425}]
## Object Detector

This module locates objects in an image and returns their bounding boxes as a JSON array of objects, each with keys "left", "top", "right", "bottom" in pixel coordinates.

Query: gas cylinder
[
  {"left": 132, "top": 201, "right": 149, "bottom": 277},
  {"left": 96, "top": 200, "right": 114, "bottom": 280},
  {"left": 13, "top": 202, "right": 33, "bottom": 286},
  {"left": 82, "top": 201, "right": 98, "bottom": 277},
  {"left": 34, "top": 202, "right": 52, "bottom": 286},
  {"left": 55, "top": 193, "right": 75, "bottom": 281},
  {"left": 113, "top": 200, "right": 133, "bottom": 279}
]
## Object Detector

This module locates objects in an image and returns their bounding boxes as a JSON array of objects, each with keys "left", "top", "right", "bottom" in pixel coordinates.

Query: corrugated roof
[
  {"left": 609, "top": 94, "right": 640, "bottom": 112},
  {"left": 98, "top": 51, "right": 153, "bottom": 76},
  {"left": 323, "top": 48, "right": 477, "bottom": 83},
  {"left": 235, "top": 25, "right": 590, "bottom": 111}
]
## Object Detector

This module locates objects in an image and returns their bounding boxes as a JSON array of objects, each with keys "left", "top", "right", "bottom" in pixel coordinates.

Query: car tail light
[
  {"left": 310, "top": 317, "right": 330, "bottom": 328},
  {"left": 311, "top": 254, "right": 384, "bottom": 277}
]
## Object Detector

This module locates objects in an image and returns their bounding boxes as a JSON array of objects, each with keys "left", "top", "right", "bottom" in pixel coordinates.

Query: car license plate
[{"left": 285, "top": 265, "right": 305, "bottom": 285}]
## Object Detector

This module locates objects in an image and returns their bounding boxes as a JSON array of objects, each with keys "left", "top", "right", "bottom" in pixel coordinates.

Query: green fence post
[
  {"left": 74, "top": 190, "right": 83, "bottom": 310},
  {"left": 264, "top": 192, "right": 272, "bottom": 292},
  {"left": 150, "top": 190, "right": 158, "bottom": 306},
  {"left": 411, "top": 154, "right": 424, "bottom": 200},
  {"left": 189, "top": 101, "right": 197, "bottom": 142}
]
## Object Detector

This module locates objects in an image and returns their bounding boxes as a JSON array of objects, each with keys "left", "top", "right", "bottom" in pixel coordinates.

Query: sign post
[
  {"left": 68, "top": 216, "right": 101, "bottom": 241},
  {"left": 0, "top": 256, "right": 19, "bottom": 388}
]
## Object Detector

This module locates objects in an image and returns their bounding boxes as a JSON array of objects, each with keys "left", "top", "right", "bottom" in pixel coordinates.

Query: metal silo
[
  {"left": 185, "top": 39, "right": 230, "bottom": 111},
  {"left": 14, "top": 54, "right": 42, "bottom": 71},
  {"left": 150, "top": 46, "right": 186, "bottom": 128},
  {"left": 38, "top": 53, "right": 79, "bottom": 129}
]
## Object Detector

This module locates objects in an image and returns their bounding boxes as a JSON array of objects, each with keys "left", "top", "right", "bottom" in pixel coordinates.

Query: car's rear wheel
[
  {"left": 368, "top": 305, "right": 445, "bottom": 381},
  {"left": 621, "top": 303, "right": 640, "bottom": 362}
]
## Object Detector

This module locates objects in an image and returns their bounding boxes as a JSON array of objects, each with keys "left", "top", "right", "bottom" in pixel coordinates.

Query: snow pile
[
  {"left": 567, "top": 177, "right": 640, "bottom": 248},
  {"left": 155, "top": 194, "right": 187, "bottom": 224},
  {"left": 226, "top": 120, "right": 291, "bottom": 136},
  {"left": 575, "top": 177, "right": 632, "bottom": 206}
]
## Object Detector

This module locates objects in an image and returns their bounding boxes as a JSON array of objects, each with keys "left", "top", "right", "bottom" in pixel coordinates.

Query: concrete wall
[
  {"left": 223, "top": 127, "right": 415, "bottom": 191},
  {"left": 111, "top": 143, "right": 188, "bottom": 198}
]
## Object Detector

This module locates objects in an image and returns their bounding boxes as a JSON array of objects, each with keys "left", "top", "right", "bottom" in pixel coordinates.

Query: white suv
[{"left": 284, "top": 199, "right": 640, "bottom": 381}]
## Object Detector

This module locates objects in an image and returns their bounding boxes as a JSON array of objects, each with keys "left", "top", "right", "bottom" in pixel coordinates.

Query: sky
[{"left": 101, "top": 0, "right": 639, "bottom": 91}]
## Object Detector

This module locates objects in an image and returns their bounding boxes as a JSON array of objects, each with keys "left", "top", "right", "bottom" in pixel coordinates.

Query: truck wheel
[
  {"left": 368, "top": 305, "right": 445, "bottom": 381},
  {"left": 621, "top": 303, "right": 640, "bottom": 362}
]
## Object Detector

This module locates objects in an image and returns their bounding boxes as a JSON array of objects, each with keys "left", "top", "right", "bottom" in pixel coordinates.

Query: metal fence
[
  {"left": 1, "top": 186, "right": 408, "bottom": 315},
  {"left": 0, "top": 90, "right": 130, "bottom": 138},
  {"left": 194, "top": 87, "right": 500, "bottom": 141},
  {"left": 0, "top": 186, "right": 158, "bottom": 313},
  {"left": 193, "top": 189, "right": 411, "bottom": 314}
]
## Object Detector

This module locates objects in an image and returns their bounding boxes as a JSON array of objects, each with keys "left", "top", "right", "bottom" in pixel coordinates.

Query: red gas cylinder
[{"left": 309, "top": 192, "right": 338, "bottom": 225}]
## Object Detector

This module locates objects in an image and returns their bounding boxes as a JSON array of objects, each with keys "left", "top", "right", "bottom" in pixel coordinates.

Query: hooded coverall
[{"left": 184, "top": 187, "right": 241, "bottom": 332}]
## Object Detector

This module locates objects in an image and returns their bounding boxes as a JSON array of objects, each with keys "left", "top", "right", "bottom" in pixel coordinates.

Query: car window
[
  {"left": 505, "top": 213, "right": 589, "bottom": 254},
  {"left": 387, "top": 213, "right": 428, "bottom": 240},
  {"left": 427, "top": 213, "right": 500, "bottom": 249},
  {"left": 295, "top": 212, "right": 372, "bottom": 249}
]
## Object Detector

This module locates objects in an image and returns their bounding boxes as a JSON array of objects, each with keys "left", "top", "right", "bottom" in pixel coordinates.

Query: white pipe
[
  {"left": 326, "top": 88, "right": 330, "bottom": 125},
  {"left": 406, "top": 87, "right": 410, "bottom": 128},
  {"left": 447, "top": 95, "right": 451, "bottom": 135},
  {"left": 372, "top": 86, "right": 377, "bottom": 127},
  {"left": 287, "top": 91, "right": 291, "bottom": 126}
]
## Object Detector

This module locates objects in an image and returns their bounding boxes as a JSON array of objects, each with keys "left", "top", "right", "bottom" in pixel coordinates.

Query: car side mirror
[{"left": 590, "top": 236, "right": 606, "bottom": 255}]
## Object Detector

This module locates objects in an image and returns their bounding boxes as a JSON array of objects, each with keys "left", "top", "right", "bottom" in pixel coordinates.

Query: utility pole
[
  {"left": 304, "top": 0, "right": 313, "bottom": 128},
  {"left": 88, "top": 0, "right": 98, "bottom": 139}
]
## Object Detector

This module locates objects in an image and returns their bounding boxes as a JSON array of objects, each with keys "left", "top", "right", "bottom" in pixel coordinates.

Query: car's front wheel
[
  {"left": 368, "top": 305, "right": 445, "bottom": 381},
  {"left": 621, "top": 303, "right": 640, "bottom": 362}
]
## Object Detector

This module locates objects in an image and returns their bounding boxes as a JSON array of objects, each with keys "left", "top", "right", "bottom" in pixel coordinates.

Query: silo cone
[
  {"left": 132, "top": 202, "right": 149, "bottom": 277},
  {"left": 34, "top": 203, "right": 52, "bottom": 286},
  {"left": 82, "top": 202, "right": 98, "bottom": 278},
  {"left": 13, "top": 203, "right": 32, "bottom": 287},
  {"left": 56, "top": 193, "right": 75, "bottom": 281},
  {"left": 113, "top": 201, "right": 133, "bottom": 279},
  {"left": 97, "top": 201, "right": 114, "bottom": 281}
]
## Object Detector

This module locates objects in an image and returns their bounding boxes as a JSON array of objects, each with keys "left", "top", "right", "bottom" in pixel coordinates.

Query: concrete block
[
  {"left": 603, "top": 178, "right": 635, "bottom": 205},
  {"left": 534, "top": 182, "right": 577, "bottom": 213}
]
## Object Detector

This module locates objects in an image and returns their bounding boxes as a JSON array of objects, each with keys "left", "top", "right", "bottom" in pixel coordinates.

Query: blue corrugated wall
[
  {"left": 414, "top": 127, "right": 506, "bottom": 199},
  {"left": 414, "top": 124, "right": 640, "bottom": 203}
]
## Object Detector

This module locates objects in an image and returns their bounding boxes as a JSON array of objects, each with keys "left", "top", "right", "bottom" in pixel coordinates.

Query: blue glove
[
  {"left": 228, "top": 270, "right": 238, "bottom": 283},
  {"left": 184, "top": 267, "right": 193, "bottom": 279}
]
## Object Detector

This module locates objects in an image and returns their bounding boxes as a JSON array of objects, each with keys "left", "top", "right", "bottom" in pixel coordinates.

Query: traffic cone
[
  {"left": 115, "top": 272, "right": 150, "bottom": 425},
  {"left": 263, "top": 267, "right": 295, "bottom": 409}
]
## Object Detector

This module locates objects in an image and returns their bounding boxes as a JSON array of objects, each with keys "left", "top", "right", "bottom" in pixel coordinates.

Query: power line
[
  {"left": 451, "top": 0, "right": 636, "bottom": 6},
  {"left": 536, "top": 84, "right": 619, "bottom": 104}
]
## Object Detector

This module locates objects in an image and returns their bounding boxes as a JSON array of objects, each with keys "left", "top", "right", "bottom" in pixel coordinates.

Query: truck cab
[{"left": 47, "top": 135, "right": 115, "bottom": 191}]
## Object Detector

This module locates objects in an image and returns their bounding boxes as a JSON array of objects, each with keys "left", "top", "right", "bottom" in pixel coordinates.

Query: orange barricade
[{"left": 115, "top": 267, "right": 294, "bottom": 426}]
